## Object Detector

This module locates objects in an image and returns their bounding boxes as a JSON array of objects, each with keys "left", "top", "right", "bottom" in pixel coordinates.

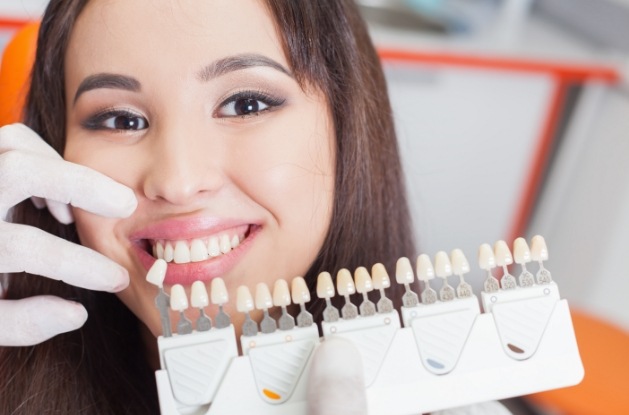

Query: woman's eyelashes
[
  {"left": 81, "top": 108, "right": 149, "bottom": 132},
  {"left": 215, "top": 90, "right": 285, "bottom": 118}
]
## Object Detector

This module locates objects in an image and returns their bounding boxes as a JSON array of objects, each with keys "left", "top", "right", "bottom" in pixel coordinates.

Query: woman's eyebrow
[
  {"left": 196, "top": 53, "right": 293, "bottom": 82},
  {"left": 73, "top": 74, "right": 141, "bottom": 105}
]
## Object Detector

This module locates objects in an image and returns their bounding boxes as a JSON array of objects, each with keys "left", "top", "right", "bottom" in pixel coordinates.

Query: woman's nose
[{"left": 141, "top": 129, "right": 226, "bottom": 205}]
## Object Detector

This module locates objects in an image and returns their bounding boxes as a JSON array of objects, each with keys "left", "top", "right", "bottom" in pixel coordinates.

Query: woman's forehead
[{"left": 65, "top": 0, "right": 287, "bottom": 86}]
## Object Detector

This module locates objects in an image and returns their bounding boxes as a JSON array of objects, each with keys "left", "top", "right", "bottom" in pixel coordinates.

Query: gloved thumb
[{"left": 307, "top": 337, "right": 367, "bottom": 415}]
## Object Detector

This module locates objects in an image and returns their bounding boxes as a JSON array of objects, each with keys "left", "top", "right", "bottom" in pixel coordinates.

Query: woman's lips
[{"left": 130, "top": 218, "right": 261, "bottom": 285}]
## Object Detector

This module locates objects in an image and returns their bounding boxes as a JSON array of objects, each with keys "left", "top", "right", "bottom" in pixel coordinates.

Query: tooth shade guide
[
  {"left": 316, "top": 271, "right": 340, "bottom": 322},
  {"left": 291, "top": 276, "right": 314, "bottom": 327},
  {"left": 191, "top": 281, "right": 212, "bottom": 331},
  {"left": 354, "top": 267, "right": 376, "bottom": 316},
  {"left": 371, "top": 263, "right": 394, "bottom": 313},
  {"left": 256, "top": 283, "right": 277, "bottom": 334},
  {"left": 531, "top": 235, "right": 552, "bottom": 284},
  {"left": 334, "top": 269, "right": 358, "bottom": 319},
  {"left": 396, "top": 257, "right": 419, "bottom": 308}
]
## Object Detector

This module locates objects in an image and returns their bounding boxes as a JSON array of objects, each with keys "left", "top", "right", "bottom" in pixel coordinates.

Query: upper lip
[{"left": 129, "top": 216, "right": 256, "bottom": 242}]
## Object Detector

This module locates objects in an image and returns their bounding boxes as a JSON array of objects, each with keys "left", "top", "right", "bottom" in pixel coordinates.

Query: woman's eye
[
  {"left": 216, "top": 92, "right": 285, "bottom": 118},
  {"left": 82, "top": 109, "right": 149, "bottom": 131},
  {"left": 103, "top": 114, "right": 148, "bottom": 130}
]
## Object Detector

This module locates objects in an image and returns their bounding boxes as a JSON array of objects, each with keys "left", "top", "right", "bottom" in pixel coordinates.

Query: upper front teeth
[{"left": 152, "top": 234, "right": 242, "bottom": 264}]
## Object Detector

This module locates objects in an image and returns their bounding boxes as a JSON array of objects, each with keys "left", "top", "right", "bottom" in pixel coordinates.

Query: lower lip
[{"left": 133, "top": 226, "right": 259, "bottom": 285}]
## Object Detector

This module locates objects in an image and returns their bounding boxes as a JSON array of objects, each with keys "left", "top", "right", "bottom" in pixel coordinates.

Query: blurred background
[{"left": 1, "top": 0, "right": 628, "bottom": 413}]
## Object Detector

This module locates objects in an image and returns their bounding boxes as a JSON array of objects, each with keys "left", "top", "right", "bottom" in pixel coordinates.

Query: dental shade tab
[{"left": 147, "top": 235, "right": 584, "bottom": 415}]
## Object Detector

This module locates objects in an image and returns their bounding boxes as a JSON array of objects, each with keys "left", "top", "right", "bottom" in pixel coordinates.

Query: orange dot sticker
[{"left": 262, "top": 389, "right": 281, "bottom": 400}]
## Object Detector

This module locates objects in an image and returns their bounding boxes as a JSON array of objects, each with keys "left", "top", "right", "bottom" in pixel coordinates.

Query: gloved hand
[
  {"left": 0, "top": 123, "right": 137, "bottom": 346},
  {"left": 307, "top": 337, "right": 368, "bottom": 415}
]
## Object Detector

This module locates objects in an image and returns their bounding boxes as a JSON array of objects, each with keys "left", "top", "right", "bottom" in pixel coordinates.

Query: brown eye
[
  {"left": 106, "top": 114, "right": 148, "bottom": 130},
  {"left": 234, "top": 98, "right": 262, "bottom": 115},
  {"left": 216, "top": 91, "right": 285, "bottom": 118},
  {"left": 82, "top": 109, "right": 149, "bottom": 131}
]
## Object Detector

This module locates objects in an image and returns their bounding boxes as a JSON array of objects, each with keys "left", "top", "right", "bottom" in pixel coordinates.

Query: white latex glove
[
  {"left": 0, "top": 123, "right": 137, "bottom": 346},
  {"left": 307, "top": 337, "right": 368, "bottom": 415}
]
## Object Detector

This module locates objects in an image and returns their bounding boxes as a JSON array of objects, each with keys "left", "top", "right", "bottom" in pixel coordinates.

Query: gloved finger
[
  {"left": 0, "top": 222, "right": 129, "bottom": 292},
  {"left": 0, "top": 150, "right": 137, "bottom": 218},
  {"left": 30, "top": 196, "right": 46, "bottom": 209},
  {"left": 0, "top": 296, "right": 87, "bottom": 346},
  {"left": 45, "top": 198, "right": 74, "bottom": 225},
  {"left": 307, "top": 337, "right": 367, "bottom": 415},
  {"left": 0, "top": 123, "right": 64, "bottom": 159}
]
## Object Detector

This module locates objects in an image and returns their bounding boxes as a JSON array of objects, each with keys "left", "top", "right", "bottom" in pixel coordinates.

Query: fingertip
[
  {"left": 46, "top": 199, "right": 74, "bottom": 224},
  {"left": 109, "top": 266, "right": 130, "bottom": 292},
  {"left": 108, "top": 185, "right": 137, "bottom": 218}
]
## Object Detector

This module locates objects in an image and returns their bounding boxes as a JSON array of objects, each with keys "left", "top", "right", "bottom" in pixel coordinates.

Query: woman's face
[{"left": 64, "top": 0, "right": 335, "bottom": 337}]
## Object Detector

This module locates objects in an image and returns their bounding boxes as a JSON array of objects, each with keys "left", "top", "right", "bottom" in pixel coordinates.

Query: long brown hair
[{"left": 0, "top": 0, "right": 415, "bottom": 413}]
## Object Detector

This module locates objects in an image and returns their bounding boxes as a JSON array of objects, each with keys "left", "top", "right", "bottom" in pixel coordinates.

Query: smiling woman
[{"left": 0, "top": 0, "right": 414, "bottom": 413}]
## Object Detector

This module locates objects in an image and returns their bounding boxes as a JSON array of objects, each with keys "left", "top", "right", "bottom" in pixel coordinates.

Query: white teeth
[
  {"left": 191, "top": 281, "right": 209, "bottom": 308},
  {"left": 170, "top": 284, "right": 188, "bottom": 311},
  {"left": 531, "top": 235, "right": 549, "bottom": 261},
  {"left": 146, "top": 258, "right": 168, "bottom": 287},
  {"left": 152, "top": 231, "right": 244, "bottom": 263},
  {"left": 395, "top": 257, "right": 414, "bottom": 284},
  {"left": 513, "top": 237, "right": 531, "bottom": 264},
  {"left": 211, "top": 278, "right": 228, "bottom": 305},
  {"left": 291, "top": 276, "right": 310, "bottom": 304},
  {"left": 451, "top": 249, "right": 470, "bottom": 275},
  {"left": 190, "top": 239, "right": 209, "bottom": 262},
  {"left": 236, "top": 285, "right": 254, "bottom": 312},
  {"left": 316, "top": 271, "right": 335, "bottom": 299},
  {"left": 173, "top": 241, "right": 191, "bottom": 264},
  {"left": 416, "top": 254, "right": 435, "bottom": 282},
  {"left": 336, "top": 268, "right": 356, "bottom": 296},
  {"left": 273, "top": 279, "right": 292, "bottom": 307},
  {"left": 255, "top": 283, "right": 273, "bottom": 310},
  {"left": 371, "top": 263, "right": 391, "bottom": 289},
  {"left": 354, "top": 267, "right": 373, "bottom": 294},
  {"left": 220, "top": 234, "right": 231, "bottom": 254},
  {"left": 156, "top": 242, "right": 165, "bottom": 260},
  {"left": 163, "top": 242, "right": 174, "bottom": 262},
  {"left": 478, "top": 243, "right": 496, "bottom": 270},
  {"left": 208, "top": 237, "right": 220, "bottom": 257},
  {"left": 434, "top": 251, "right": 452, "bottom": 278},
  {"left": 494, "top": 240, "right": 513, "bottom": 267}
]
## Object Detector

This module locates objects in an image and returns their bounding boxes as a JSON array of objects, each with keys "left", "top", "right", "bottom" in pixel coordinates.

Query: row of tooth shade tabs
[{"left": 146, "top": 236, "right": 551, "bottom": 336}]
